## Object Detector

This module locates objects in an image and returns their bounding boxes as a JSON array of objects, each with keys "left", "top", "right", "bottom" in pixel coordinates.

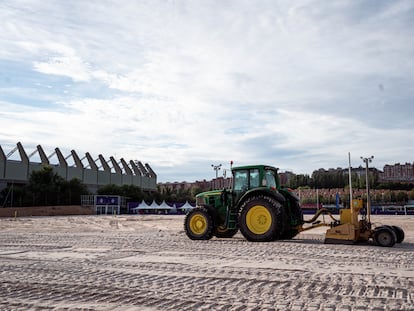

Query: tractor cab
[{"left": 232, "top": 165, "right": 279, "bottom": 201}]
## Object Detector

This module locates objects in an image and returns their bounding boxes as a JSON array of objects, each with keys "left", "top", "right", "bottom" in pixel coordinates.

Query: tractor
[
  {"left": 184, "top": 164, "right": 303, "bottom": 242},
  {"left": 184, "top": 164, "right": 405, "bottom": 247}
]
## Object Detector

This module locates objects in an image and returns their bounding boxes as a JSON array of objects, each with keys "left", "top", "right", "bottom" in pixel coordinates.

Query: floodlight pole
[
  {"left": 361, "top": 156, "right": 374, "bottom": 223},
  {"left": 211, "top": 164, "right": 222, "bottom": 179},
  {"left": 211, "top": 164, "right": 222, "bottom": 189}
]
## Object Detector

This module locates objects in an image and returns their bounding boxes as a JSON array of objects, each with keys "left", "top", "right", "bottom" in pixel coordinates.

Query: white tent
[
  {"left": 149, "top": 201, "right": 160, "bottom": 208},
  {"left": 133, "top": 200, "right": 172, "bottom": 214},
  {"left": 180, "top": 201, "right": 195, "bottom": 213},
  {"left": 131, "top": 200, "right": 152, "bottom": 213},
  {"left": 156, "top": 200, "right": 173, "bottom": 214},
  {"left": 139, "top": 200, "right": 152, "bottom": 209},
  {"left": 158, "top": 200, "right": 173, "bottom": 209}
]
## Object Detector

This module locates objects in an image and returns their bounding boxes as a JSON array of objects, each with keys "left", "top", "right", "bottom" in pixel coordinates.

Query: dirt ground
[{"left": 0, "top": 214, "right": 413, "bottom": 310}]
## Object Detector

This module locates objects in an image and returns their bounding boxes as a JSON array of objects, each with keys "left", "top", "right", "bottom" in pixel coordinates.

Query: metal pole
[
  {"left": 348, "top": 153, "right": 353, "bottom": 221},
  {"left": 361, "top": 156, "right": 374, "bottom": 223},
  {"left": 348, "top": 153, "right": 353, "bottom": 206},
  {"left": 211, "top": 164, "right": 222, "bottom": 189},
  {"left": 316, "top": 188, "right": 319, "bottom": 209}
]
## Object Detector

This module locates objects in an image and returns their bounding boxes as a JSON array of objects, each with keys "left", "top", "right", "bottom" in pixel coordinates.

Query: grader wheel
[
  {"left": 391, "top": 225, "right": 405, "bottom": 243},
  {"left": 373, "top": 226, "right": 396, "bottom": 247},
  {"left": 238, "top": 195, "right": 282, "bottom": 242},
  {"left": 184, "top": 207, "right": 213, "bottom": 240}
]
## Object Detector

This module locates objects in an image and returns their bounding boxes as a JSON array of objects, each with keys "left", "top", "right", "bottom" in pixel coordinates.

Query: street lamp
[
  {"left": 211, "top": 164, "right": 222, "bottom": 178},
  {"left": 361, "top": 155, "right": 374, "bottom": 222}
]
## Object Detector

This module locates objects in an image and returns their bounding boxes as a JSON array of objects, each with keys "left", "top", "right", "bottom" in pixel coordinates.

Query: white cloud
[
  {"left": 1, "top": 0, "right": 414, "bottom": 182},
  {"left": 32, "top": 44, "right": 92, "bottom": 82}
]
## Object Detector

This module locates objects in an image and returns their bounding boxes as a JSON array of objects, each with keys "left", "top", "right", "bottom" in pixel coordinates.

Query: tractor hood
[{"left": 195, "top": 189, "right": 223, "bottom": 206}]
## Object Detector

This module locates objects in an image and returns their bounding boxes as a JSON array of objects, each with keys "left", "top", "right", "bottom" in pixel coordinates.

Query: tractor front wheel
[
  {"left": 184, "top": 207, "right": 213, "bottom": 240},
  {"left": 373, "top": 226, "right": 396, "bottom": 247},
  {"left": 239, "top": 195, "right": 282, "bottom": 242}
]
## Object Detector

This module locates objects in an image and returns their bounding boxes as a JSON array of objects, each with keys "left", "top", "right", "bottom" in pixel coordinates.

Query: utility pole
[{"left": 361, "top": 156, "right": 374, "bottom": 223}]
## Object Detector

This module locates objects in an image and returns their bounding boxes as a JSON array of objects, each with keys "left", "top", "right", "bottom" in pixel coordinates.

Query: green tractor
[{"left": 184, "top": 164, "right": 304, "bottom": 242}]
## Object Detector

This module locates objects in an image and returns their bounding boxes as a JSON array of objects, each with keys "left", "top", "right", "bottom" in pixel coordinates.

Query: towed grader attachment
[{"left": 295, "top": 199, "right": 404, "bottom": 247}]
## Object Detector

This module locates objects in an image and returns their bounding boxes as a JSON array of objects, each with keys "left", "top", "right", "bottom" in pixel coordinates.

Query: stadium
[{"left": 0, "top": 142, "right": 157, "bottom": 194}]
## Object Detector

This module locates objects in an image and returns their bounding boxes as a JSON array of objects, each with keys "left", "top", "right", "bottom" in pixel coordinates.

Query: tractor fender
[
  {"left": 236, "top": 187, "right": 285, "bottom": 211},
  {"left": 281, "top": 189, "right": 300, "bottom": 203}
]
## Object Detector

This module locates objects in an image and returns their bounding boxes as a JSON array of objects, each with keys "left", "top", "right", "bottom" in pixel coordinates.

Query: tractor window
[
  {"left": 234, "top": 170, "right": 248, "bottom": 191},
  {"left": 264, "top": 170, "right": 277, "bottom": 188},
  {"left": 250, "top": 169, "right": 260, "bottom": 188}
]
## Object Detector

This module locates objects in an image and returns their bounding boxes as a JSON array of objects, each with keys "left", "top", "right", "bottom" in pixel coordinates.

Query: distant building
[
  {"left": 158, "top": 180, "right": 201, "bottom": 193},
  {"left": 158, "top": 177, "right": 231, "bottom": 192},
  {"left": 158, "top": 177, "right": 232, "bottom": 193},
  {"left": 279, "top": 171, "right": 295, "bottom": 185},
  {"left": 380, "top": 162, "right": 414, "bottom": 182},
  {"left": 0, "top": 142, "right": 157, "bottom": 193}
]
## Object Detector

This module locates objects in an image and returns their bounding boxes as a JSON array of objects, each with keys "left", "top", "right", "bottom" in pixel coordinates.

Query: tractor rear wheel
[
  {"left": 239, "top": 195, "right": 282, "bottom": 242},
  {"left": 391, "top": 225, "right": 405, "bottom": 243},
  {"left": 184, "top": 207, "right": 213, "bottom": 240},
  {"left": 374, "top": 226, "right": 396, "bottom": 247},
  {"left": 280, "top": 200, "right": 302, "bottom": 239},
  {"left": 280, "top": 229, "right": 299, "bottom": 239},
  {"left": 214, "top": 226, "right": 238, "bottom": 238}
]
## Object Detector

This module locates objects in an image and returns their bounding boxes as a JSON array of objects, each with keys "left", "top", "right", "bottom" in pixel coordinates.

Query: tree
[
  {"left": 396, "top": 191, "right": 408, "bottom": 203},
  {"left": 61, "top": 179, "right": 89, "bottom": 205},
  {"left": 27, "top": 166, "right": 66, "bottom": 205},
  {"left": 286, "top": 174, "right": 311, "bottom": 188},
  {"left": 0, "top": 167, "right": 90, "bottom": 207},
  {"left": 97, "top": 184, "right": 154, "bottom": 203},
  {"left": 191, "top": 186, "right": 203, "bottom": 198},
  {"left": 409, "top": 188, "right": 414, "bottom": 201},
  {"left": 1, "top": 184, "right": 27, "bottom": 207}
]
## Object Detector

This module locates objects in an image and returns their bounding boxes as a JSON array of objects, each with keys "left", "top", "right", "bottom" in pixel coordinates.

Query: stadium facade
[{"left": 0, "top": 142, "right": 157, "bottom": 193}]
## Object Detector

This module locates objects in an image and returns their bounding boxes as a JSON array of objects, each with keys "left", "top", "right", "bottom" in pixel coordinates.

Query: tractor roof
[{"left": 232, "top": 164, "right": 278, "bottom": 171}]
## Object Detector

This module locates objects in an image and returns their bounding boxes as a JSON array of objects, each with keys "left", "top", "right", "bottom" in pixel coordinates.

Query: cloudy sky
[{"left": 1, "top": 1, "right": 414, "bottom": 182}]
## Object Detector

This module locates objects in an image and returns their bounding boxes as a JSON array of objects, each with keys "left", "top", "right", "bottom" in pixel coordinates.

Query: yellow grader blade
[{"left": 325, "top": 200, "right": 371, "bottom": 244}]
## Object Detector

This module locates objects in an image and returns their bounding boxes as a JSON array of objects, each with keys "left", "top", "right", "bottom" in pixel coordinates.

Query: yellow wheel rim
[
  {"left": 189, "top": 213, "right": 207, "bottom": 235},
  {"left": 246, "top": 205, "right": 272, "bottom": 235}
]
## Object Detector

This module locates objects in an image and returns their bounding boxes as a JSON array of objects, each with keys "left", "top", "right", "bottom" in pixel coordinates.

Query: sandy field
[{"left": 0, "top": 214, "right": 413, "bottom": 311}]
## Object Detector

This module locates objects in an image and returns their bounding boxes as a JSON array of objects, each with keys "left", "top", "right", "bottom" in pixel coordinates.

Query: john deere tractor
[{"left": 184, "top": 164, "right": 303, "bottom": 242}]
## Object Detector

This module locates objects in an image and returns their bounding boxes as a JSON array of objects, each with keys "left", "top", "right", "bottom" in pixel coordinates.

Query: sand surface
[{"left": 0, "top": 214, "right": 413, "bottom": 310}]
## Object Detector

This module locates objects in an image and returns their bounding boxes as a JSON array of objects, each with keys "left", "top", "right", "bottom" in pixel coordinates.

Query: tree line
[
  {"left": 1, "top": 166, "right": 199, "bottom": 208},
  {"left": 285, "top": 169, "right": 414, "bottom": 191}
]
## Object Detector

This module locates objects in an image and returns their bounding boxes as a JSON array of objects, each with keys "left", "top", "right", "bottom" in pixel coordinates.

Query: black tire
[
  {"left": 238, "top": 195, "right": 282, "bottom": 242},
  {"left": 184, "top": 207, "right": 213, "bottom": 240},
  {"left": 214, "top": 226, "right": 239, "bottom": 238},
  {"left": 391, "top": 225, "right": 405, "bottom": 243},
  {"left": 290, "top": 200, "right": 304, "bottom": 226},
  {"left": 374, "top": 226, "right": 396, "bottom": 247},
  {"left": 280, "top": 200, "right": 302, "bottom": 240},
  {"left": 280, "top": 229, "right": 299, "bottom": 240}
]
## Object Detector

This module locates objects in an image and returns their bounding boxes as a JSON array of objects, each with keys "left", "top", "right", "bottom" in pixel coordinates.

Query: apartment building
[{"left": 380, "top": 162, "right": 414, "bottom": 182}]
